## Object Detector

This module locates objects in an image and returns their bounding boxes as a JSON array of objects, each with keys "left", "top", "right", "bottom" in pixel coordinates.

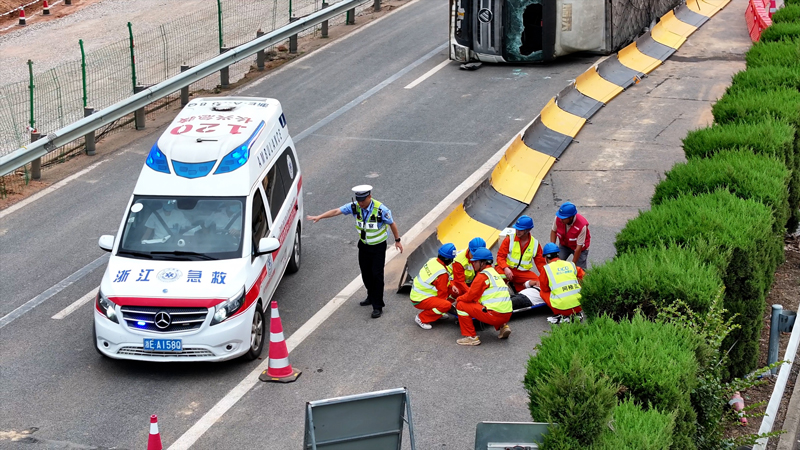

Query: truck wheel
[
  {"left": 286, "top": 227, "right": 301, "bottom": 274},
  {"left": 243, "top": 302, "right": 266, "bottom": 361}
]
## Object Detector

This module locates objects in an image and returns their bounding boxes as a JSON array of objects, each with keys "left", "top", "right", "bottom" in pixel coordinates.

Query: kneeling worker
[
  {"left": 411, "top": 243, "right": 458, "bottom": 330},
  {"left": 539, "top": 242, "right": 585, "bottom": 324},
  {"left": 496, "top": 215, "right": 546, "bottom": 293},
  {"left": 454, "top": 248, "right": 512, "bottom": 346},
  {"left": 450, "top": 237, "right": 486, "bottom": 297}
]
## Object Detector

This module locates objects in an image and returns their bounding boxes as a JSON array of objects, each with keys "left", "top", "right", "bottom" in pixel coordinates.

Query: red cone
[
  {"left": 259, "top": 301, "right": 301, "bottom": 383},
  {"left": 43, "top": 1, "right": 50, "bottom": 15},
  {"left": 147, "top": 415, "right": 163, "bottom": 450},
  {"left": 18, "top": 7, "right": 26, "bottom": 26}
]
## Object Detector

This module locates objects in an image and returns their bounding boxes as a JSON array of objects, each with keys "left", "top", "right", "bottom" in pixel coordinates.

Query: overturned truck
[{"left": 450, "top": 0, "right": 683, "bottom": 63}]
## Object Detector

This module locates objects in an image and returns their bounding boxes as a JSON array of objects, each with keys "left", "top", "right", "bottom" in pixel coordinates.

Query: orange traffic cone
[
  {"left": 729, "top": 391, "right": 748, "bottom": 426},
  {"left": 259, "top": 301, "right": 301, "bottom": 383},
  {"left": 147, "top": 415, "right": 163, "bottom": 450},
  {"left": 43, "top": 1, "right": 50, "bottom": 15},
  {"left": 18, "top": 7, "right": 26, "bottom": 26}
]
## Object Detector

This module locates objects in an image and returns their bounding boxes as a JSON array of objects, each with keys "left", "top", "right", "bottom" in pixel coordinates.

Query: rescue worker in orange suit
[
  {"left": 496, "top": 215, "right": 546, "bottom": 293},
  {"left": 450, "top": 237, "right": 486, "bottom": 297},
  {"left": 550, "top": 201, "right": 591, "bottom": 269},
  {"left": 410, "top": 243, "right": 457, "bottom": 330},
  {"left": 538, "top": 242, "right": 585, "bottom": 324},
  {"left": 454, "top": 248, "right": 513, "bottom": 346}
]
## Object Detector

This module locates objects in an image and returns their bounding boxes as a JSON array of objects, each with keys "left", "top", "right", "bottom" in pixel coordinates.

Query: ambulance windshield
[{"left": 118, "top": 196, "right": 245, "bottom": 261}]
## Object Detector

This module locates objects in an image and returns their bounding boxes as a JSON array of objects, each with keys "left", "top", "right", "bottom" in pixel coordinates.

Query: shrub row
[
  {"left": 525, "top": 316, "right": 701, "bottom": 449},
  {"left": 773, "top": 4, "right": 800, "bottom": 23}
]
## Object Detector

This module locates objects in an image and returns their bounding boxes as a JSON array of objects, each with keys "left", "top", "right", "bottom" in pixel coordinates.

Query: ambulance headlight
[
  {"left": 211, "top": 288, "right": 246, "bottom": 325},
  {"left": 96, "top": 290, "right": 119, "bottom": 323}
]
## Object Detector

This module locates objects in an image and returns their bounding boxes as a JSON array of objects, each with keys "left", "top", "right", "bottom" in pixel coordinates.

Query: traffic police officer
[{"left": 307, "top": 185, "right": 403, "bottom": 318}]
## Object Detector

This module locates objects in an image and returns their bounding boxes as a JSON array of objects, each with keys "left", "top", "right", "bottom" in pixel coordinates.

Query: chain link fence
[{"left": 0, "top": 0, "right": 375, "bottom": 197}]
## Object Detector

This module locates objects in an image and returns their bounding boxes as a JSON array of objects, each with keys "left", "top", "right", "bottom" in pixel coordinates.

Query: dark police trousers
[{"left": 358, "top": 240, "right": 387, "bottom": 309}]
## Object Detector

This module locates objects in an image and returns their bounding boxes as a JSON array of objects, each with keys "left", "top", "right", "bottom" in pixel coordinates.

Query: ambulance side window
[
  {"left": 262, "top": 161, "right": 288, "bottom": 222},
  {"left": 277, "top": 147, "right": 297, "bottom": 193},
  {"left": 251, "top": 189, "right": 269, "bottom": 259}
]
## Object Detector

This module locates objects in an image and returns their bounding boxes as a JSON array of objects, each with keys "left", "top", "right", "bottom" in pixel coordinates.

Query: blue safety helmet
[
  {"left": 513, "top": 215, "right": 534, "bottom": 230},
  {"left": 468, "top": 237, "right": 486, "bottom": 254},
  {"left": 469, "top": 247, "right": 494, "bottom": 262},
  {"left": 543, "top": 242, "right": 560, "bottom": 257},
  {"left": 438, "top": 243, "right": 457, "bottom": 260},
  {"left": 556, "top": 202, "right": 578, "bottom": 219}
]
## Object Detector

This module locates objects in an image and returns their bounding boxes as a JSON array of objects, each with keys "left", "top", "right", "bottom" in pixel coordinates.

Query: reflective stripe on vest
[
  {"left": 454, "top": 250, "right": 476, "bottom": 285},
  {"left": 544, "top": 260, "right": 582, "bottom": 311},
  {"left": 479, "top": 267, "right": 512, "bottom": 314},
  {"left": 506, "top": 231, "right": 537, "bottom": 271},
  {"left": 410, "top": 258, "right": 451, "bottom": 303},
  {"left": 354, "top": 200, "right": 388, "bottom": 245}
]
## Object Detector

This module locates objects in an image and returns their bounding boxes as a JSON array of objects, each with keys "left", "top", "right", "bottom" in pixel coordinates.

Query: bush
[
  {"left": 526, "top": 316, "right": 702, "bottom": 450},
  {"left": 745, "top": 40, "right": 800, "bottom": 68},
  {"left": 615, "top": 191, "right": 781, "bottom": 378},
  {"left": 530, "top": 356, "right": 617, "bottom": 448},
  {"left": 761, "top": 22, "right": 800, "bottom": 42},
  {"left": 681, "top": 120, "right": 799, "bottom": 230},
  {"left": 712, "top": 87, "right": 800, "bottom": 129},
  {"left": 727, "top": 65, "right": 800, "bottom": 95},
  {"left": 652, "top": 150, "right": 791, "bottom": 233},
  {"left": 581, "top": 246, "right": 723, "bottom": 321},
  {"left": 592, "top": 399, "right": 676, "bottom": 450},
  {"left": 773, "top": 4, "right": 800, "bottom": 23}
]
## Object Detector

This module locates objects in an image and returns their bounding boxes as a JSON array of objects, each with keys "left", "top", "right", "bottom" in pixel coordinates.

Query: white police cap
[{"left": 352, "top": 184, "right": 373, "bottom": 199}]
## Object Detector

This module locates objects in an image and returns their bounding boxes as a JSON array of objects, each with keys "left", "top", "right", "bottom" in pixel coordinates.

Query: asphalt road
[{"left": 0, "top": 0, "right": 601, "bottom": 448}]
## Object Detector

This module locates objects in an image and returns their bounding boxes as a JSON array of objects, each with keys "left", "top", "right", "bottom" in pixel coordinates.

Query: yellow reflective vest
[
  {"left": 454, "top": 250, "right": 476, "bottom": 285},
  {"left": 544, "top": 260, "right": 582, "bottom": 311},
  {"left": 410, "top": 258, "right": 451, "bottom": 303},
  {"left": 478, "top": 267, "right": 512, "bottom": 314},
  {"left": 354, "top": 200, "right": 388, "bottom": 245},
  {"left": 506, "top": 231, "right": 538, "bottom": 271}
]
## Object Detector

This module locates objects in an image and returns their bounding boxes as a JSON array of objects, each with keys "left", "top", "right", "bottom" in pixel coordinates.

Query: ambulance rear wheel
[
  {"left": 243, "top": 301, "right": 266, "bottom": 361},
  {"left": 286, "top": 226, "right": 301, "bottom": 274}
]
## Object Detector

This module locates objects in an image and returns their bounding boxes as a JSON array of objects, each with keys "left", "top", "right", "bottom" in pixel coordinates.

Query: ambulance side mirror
[
  {"left": 256, "top": 237, "right": 280, "bottom": 256},
  {"left": 98, "top": 235, "right": 115, "bottom": 252}
]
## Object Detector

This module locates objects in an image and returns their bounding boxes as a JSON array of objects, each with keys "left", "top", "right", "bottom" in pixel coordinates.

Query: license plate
[{"left": 143, "top": 338, "right": 182, "bottom": 352}]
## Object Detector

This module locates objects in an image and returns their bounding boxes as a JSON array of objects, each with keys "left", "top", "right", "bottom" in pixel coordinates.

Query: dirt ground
[
  {"left": 0, "top": 0, "right": 102, "bottom": 34},
  {"left": 725, "top": 234, "right": 800, "bottom": 448}
]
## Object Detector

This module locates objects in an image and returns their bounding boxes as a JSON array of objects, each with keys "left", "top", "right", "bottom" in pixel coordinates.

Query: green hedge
[
  {"left": 652, "top": 150, "right": 791, "bottom": 233},
  {"left": 712, "top": 86, "right": 800, "bottom": 129},
  {"left": 615, "top": 191, "right": 781, "bottom": 378},
  {"left": 581, "top": 246, "right": 723, "bottom": 321},
  {"left": 526, "top": 316, "right": 701, "bottom": 450},
  {"left": 745, "top": 40, "right": 800, "bottom": 68},
  {"left": 761, "top": 22, "right": 800, "bottom": 42},
  {"left": 727, "top": 65, "right": 800, "bottom": 95},
  {"left": 773, "top": 4, "right": 800, "bottom": 23},
  {"left": 592, "top": 400, "right": 675, "bottom": 450}
]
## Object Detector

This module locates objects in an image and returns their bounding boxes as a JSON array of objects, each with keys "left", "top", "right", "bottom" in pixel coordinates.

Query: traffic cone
[
  {"left": 43, "top": 1, "right": 50, "bottom": 15},
  {"left": 147, "top": 415, "right": 163, "bottom": 450},
  {"left": 18, "top": 7, "right": 26, "bottom": 26},
  {"left": 259, "top": 301, "right": 301, "bottom": 383},
  {"left": 729, "top": 391, "right": 748, "bottom": 426}
]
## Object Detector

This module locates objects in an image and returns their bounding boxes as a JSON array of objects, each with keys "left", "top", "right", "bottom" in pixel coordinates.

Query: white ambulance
[{"left": 94, "top": 97, "right": 303, "bottom": 362}]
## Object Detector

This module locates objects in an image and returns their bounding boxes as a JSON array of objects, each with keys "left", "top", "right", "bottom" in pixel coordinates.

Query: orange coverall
[
  {"left": 413, "top": 262, "right": 454, "bottom": 324},
  {"left": 455, "top": 271, "right": 513, "bottom": 337},
  {"left": 538, "top": 258, "right": 585, "bottom": 317},
  {"left": 496, "top": 235, "right": 547, "bottom": 292},
  {"left": 450, "top": 251, "right": 471, "bottom": 297}
]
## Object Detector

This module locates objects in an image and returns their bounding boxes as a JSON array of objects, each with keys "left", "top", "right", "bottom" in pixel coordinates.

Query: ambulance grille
[
  {"left": 120, "top": 306, "right": 209, "bottom": 333},
  {"left": 117, "top": 347, "right": 215, "bottom": 358}
]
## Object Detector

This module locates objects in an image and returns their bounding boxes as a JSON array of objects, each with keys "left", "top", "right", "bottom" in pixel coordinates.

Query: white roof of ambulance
[{"left": 133, "top": 97, "right": 289, "bottom": 197}]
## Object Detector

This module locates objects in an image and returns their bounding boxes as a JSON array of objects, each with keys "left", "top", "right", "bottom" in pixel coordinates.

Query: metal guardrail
[{"left": 0, "top": 0, "right": 372, "bottom": 177}]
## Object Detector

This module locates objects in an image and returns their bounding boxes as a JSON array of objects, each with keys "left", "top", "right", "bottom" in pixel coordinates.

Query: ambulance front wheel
[
  {"left": 286, "top": 226, "right": 301, "bottom": 274},
  {"left": 243, "top": 301, "right": 266, "bottom": 361}
]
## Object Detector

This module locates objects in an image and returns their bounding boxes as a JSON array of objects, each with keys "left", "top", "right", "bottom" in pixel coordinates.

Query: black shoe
[
  {"left": 371, "top": 308, "right": 382, "bottom": 318},
  {"left": 359, "top": 298, "right": 372, "bottom": 306}
]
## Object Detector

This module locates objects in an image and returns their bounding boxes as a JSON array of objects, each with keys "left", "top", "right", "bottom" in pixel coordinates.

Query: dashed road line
[
  {"left": 52, "top": 287, "right": 98, "bottom": 320},
  {"left": 404, "top": 59, "right": 450, "bottom": 89}
]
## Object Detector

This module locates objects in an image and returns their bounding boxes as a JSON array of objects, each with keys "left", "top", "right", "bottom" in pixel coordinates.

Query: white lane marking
[
  {"left": 311, "top": 134, "right": 478, "bottom": 146},
  {"left": 293, "top": 42, "right": 448, "bottom": 143},
  {"left": 167, "top": 112, "right": 540, "bottom": 450},
  {"left": 404, "top": 59, "right": 450, "bottom": 89},
  {"left": 52, "top": 287, "right": 98, "bottom": 320},
  {"left": 0, "top": 160, "right": 105, "bottom": 220},
  {"left": 0, "top": 253, "right": 108, "bottom": 329}
]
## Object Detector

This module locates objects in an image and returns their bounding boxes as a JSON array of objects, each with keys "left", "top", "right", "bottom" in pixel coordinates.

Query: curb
[{"left": 398, "top": 0, "right": 732, "bottom": 289}]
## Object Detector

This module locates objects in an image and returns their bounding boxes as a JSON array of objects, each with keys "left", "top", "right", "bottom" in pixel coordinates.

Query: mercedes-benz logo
[{"left": 154, "top": 311, "right": 172, "bottom": 329}]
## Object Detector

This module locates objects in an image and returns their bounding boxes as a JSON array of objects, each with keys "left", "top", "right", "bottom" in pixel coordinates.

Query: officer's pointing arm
[{"left": 307, "top": 208, "right": 343, "bottom": 223}]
